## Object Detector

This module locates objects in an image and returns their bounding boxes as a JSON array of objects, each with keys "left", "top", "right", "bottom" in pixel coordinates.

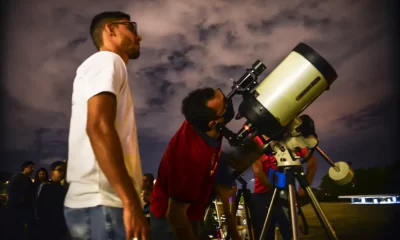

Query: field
[{"left": 291, "top": 202, "right": 400, "bottom": 240}]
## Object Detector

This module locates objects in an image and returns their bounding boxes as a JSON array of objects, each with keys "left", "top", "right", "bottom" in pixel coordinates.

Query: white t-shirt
[{"left": 64, "top": 51, "right": 143, "bottom": 209}]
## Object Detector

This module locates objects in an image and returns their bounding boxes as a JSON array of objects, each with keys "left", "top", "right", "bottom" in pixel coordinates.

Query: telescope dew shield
[{"left": 238, "top": 43, "right": 338, "bottom": 138}]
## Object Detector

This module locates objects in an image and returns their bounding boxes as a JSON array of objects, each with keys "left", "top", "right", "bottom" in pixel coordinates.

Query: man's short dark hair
[
  {"left": 90, "top": 11, "right": 131, "bottom": 50},
  {"left": 144, "top": 173, "right": 154, "bottom": 183},
  {"left": 50, "top": 161, "right": 65, "bottom": 171},
  {"left": 21, "top": 161, "right": 34, "bottom": 172},
  {"left": 181, "top": 88, "right": 218, "bottom": 131}
]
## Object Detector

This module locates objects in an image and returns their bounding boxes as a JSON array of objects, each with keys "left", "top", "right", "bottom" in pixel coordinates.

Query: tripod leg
[
  {"left": 287, "top": 182, "right": 300, "bottom": 240},
  {"left": 295, "top": 167, "right": 338, "bottom": 240},
  {"left": 243, "top": 189, "right": 255, "bottom": 240},
  {"left": 305, "top": 186, "right": 338, "bottom": 240},
  {"left": 234, "top": 189, "right": 242, "bottom": 218},
  {"left": 203, "top": 205, "right": 211, "bottom": 223},
  {"left": 259, "top": 187, "right": 279, "bottom": 240}
]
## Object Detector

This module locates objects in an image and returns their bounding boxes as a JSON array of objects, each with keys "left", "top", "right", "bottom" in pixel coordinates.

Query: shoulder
[
  {"left": 9, "top": 173, "right": 19, "bottom": 181},
  {"left": 165, "top": 121, "right": 206, "bottom": 161},
  {"left": 78, "top": 51, "right": 126, "bottom": 73},
  {"left": 167, "top": 121, "right": 192, "bottom": 147},
  {"left": 39, "top": 182, "right": 50, "bottom": 190}
]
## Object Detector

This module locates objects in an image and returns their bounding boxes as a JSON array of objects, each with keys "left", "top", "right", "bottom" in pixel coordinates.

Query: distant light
[
  {"left": 251, "top": 178, "right": 254, "bottom": 181},
  {"left": 5, "top": 181, "right": 8, "bottom": 184},
  {"left": 339, "top": 195, "right": 400, "bottom": 204}
]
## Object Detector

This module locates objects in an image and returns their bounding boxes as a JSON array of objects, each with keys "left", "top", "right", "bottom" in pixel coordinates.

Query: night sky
[{"left": 1, "top": 0, "right": 399, "bottom": 189}]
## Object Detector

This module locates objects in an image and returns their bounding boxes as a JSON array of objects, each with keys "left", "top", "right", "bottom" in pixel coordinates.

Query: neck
[
  {"left": 99, "top": 46, "right": 129, "bottom": 65},
  {"left": 21, "top": 172, "right": 29, "bottom": 177},
  {"left": 51, "top": 179, "right": 61, "bottom": 184}
]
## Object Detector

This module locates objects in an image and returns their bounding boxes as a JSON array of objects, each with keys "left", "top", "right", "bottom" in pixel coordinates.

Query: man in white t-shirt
[{"left": 64, "top": 11, "right": 150, "bottom": 240}]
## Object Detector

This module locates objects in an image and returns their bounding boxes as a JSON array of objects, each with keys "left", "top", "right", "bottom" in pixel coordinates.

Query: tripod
[
  {"left": 259, "top": 164, "right": 338, "bottom": 240},
  {"left": 224, "top": 176, "right": 255, "bottom": 240}
]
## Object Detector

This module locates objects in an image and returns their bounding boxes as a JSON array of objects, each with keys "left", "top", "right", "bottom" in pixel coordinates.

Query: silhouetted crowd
[
  {"left": 4, "top": 161, "right": 69, "bottom": 240},
  {"left": 2, "top": 161, "right": 158, "bottom": 240}
]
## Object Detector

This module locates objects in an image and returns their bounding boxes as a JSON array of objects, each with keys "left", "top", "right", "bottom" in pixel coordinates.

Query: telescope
[{"left": 218, "top": 43, "right": 354, "bottom": 240}]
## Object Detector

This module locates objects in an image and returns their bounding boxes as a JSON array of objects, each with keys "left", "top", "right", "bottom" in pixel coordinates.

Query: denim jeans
[{"left": 64, "top": 205, "right": 125, "bottom": 240}]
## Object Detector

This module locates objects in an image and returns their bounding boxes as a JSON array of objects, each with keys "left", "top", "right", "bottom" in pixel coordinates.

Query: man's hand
[
  {"left": 124, "top": 204, "right": 151, "bottom": 240},
  {"left": 166, "top": 199, "right": 196, "bottom": 240}
]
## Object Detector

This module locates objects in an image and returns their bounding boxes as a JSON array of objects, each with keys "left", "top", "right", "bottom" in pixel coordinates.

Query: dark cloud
[
  {"left": 167, "top": 47, "right": 197, "bottom": 71},
  {"left": 67, "top": 37, "right": 89, "bottom": 50},
  {"left": 198, "top": 23, "right": 226, "bottom": 43},
  {"left": 335, "top": 96, "right": 398, "bottom": 133},
  {"left": 136, "top": 134, "right": 169, "bottom": 173}
]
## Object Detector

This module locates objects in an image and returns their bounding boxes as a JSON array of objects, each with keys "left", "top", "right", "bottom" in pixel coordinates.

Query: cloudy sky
[{"left": 1, "top": 0, "right": 398, "bottom": 187}]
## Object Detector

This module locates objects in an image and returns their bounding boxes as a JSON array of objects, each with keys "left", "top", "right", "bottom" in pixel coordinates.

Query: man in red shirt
[
  {"left": 150, "top": 87, "right": 241, "bottom": 240},
  {"left": 251, "top": 135, "right": 317, "bottom": 240}
]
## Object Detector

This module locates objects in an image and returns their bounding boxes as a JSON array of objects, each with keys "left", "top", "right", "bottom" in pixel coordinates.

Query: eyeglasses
[{"left": 111, "top": 21, "right": 138, "bottom": 34}]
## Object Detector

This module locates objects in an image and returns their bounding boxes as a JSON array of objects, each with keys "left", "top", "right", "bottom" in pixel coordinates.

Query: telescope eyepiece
[{"left": 251, "top": 60, "right": 267, "bottom": 76}]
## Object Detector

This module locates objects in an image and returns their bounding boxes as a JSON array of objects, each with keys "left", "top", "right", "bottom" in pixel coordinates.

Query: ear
[
  {"left": 104, "top": 23, "right": 115, "bottom": 36},
  {"left": 209, "top": 120, "right": 217, "bottom": 129}
]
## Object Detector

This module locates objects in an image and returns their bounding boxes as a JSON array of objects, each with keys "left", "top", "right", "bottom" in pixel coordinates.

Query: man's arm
[
  {"left": 251, "top": 158, "right": 273, "bottom": 190},
  {"left": 5, "top": 175, "right": 17, "bottom": 200},
  {"left": 298, "top": 149, "right": 317, "bottom": 196},
  {"left": 213, "top": 154, "right": 241, "bottom": 239},
  {"left": 165, "top": 141, "right": 216, "bottom": 239},
  {"left": 215, "top": 184, "right": 242, "bottom": 240},
  {"left": 166, "top": 199, "right": 197, "bottom": 240},
  {"left": 86, "top": 92, "right": 142, "bottom": 210},
  {"left": 305, "top": 154, "right": 317, "bottom": 185},
  {"left": 166, "top": 167, "right": 205, "bottom": 240}
]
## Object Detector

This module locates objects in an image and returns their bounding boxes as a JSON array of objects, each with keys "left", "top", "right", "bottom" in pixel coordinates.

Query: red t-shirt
[
  {"left": 150, "top": 120, "right": 222, "bottom": 221},
  {"left": 253, "top": 136, "right": 308, "bottom": 193}
]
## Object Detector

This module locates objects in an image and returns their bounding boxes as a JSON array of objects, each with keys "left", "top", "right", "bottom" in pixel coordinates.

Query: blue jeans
[
  {"left": 150, "top": 213, "right": 175, "bottom": 240},
  {"left": 64, "top": 205, "right": 125, "bottom": 240}
]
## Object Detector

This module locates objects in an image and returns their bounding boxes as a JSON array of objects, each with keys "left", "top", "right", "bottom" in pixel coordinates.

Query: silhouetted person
[
  {"left": 35, "top": 161, "right": 67, "bottom": 240},
  {"left": 6, "top": 161, "right": 35, "bottom": 239},
  {"left": 32, "top": 168, "right": 50, "bottom": 208},
  {"left": 142, "top": 173, "right": 154, "bottom": 222},
  {"left": 142, "top": 173, "right": 154, "bottom": 193},
  {"left": 31, "top": 168, "right": 49, "bottom": 239},
  {"left": 60, "top": 160, "right": 69, "bottom": 191}
]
